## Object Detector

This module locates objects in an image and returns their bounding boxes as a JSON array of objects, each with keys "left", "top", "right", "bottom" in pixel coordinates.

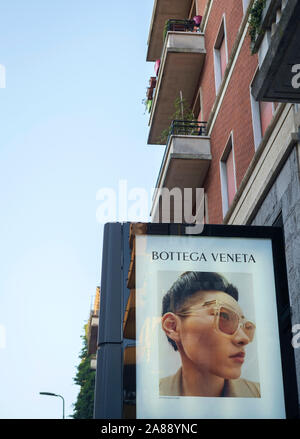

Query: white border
[{"left": 136, "top": 234, "right": 286, "bottom": 419}]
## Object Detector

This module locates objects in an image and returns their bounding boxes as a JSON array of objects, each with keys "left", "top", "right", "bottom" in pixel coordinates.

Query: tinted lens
[
  {"left": 243, "top": 321, "right": 255, "bottom": 341},
  {"left": 218, "top": 307, "right": 239, "bottom": 335}
]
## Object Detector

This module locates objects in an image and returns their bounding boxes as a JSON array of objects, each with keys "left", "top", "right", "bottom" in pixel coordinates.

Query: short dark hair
[{"left": 162, "top": 271, "right": 239, "bottom": 351}]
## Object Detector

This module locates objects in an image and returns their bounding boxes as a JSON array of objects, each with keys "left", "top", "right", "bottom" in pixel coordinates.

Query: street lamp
[{"left": 39, "top": 392, "right": 65, "bottom": 419}]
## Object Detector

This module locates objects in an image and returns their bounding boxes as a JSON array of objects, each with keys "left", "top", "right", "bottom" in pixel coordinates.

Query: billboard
[{"left": 135, "top": 233, "right": 286, "bottom": 418}]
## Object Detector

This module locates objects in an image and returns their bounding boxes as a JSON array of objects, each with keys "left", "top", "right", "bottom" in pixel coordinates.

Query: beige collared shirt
[{"left": 159, "top": 368, "right": 261, "bottom": 397}]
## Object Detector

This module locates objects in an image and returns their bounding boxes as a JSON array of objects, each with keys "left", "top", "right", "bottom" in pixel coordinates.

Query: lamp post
[{"left": 39, "top": 392, "right": 65, "bottom": 419}]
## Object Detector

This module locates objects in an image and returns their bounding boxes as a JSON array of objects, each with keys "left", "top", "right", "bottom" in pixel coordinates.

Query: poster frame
[
  {"left": 94, "top": 222, "right": 299, "bottom": 419},
  {"left": 135, "top": 223, "right": 298, "bottom": 419}
]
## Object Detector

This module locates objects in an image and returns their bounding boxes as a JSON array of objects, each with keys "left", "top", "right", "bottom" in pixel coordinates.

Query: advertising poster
[{"left": 135, "top": 234, "right": 286, "bottom": 419}]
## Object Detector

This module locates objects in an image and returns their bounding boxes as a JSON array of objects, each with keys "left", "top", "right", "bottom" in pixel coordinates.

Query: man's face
[{"left": 176, "top": 291, "right": 251, "bottom": 379}]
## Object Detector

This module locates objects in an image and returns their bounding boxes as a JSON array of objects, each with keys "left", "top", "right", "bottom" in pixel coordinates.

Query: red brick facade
[
  {"left": 191, "top": 0, "right": 259, "bottom": 223},
  {"left": 146, "top": 0, "right": 269, "bottom": 224}
]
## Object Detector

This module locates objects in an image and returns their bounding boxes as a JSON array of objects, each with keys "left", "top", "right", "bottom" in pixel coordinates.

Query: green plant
[
  {"left": 163, "top": 20, "right": 169, "bottom": 42},
  {"left": 142, "top": 98, "right": 152, "bottom": 114},
  {"left": 159, "top": 95, "right": 195, "bottom": 144},
  {"left": 248, "top": 0, "right": 267, "bottom": 53},
  {"left": 72, "top": 326, "right": 96, "bottom": 419}
]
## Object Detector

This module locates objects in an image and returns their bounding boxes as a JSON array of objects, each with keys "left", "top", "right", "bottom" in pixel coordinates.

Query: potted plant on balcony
[
  {"left": 146, "top": 87, "right": 154, "bottom": 100},
  {"left": 149, "top": 76, "right": 156, "bottom": 89},
  {"left": 159, "top": 93, "right": 195, "bottom": 144},
  {"left": 163, "top": 19, "right": 170, "bottom": 42},
  {"left": 142, "top": 97, "right": 152, "bottom": 115}
]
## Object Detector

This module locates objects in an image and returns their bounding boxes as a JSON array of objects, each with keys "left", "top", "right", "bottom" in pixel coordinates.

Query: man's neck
[{"left": 180, "top": 359, "right": 225, "bottom": 397}]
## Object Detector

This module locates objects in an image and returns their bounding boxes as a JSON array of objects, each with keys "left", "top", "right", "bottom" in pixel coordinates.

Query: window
[
  {"left": 250, "top": 73, "right": 274, "bottom": 149},
  {"left": 214, "top": 17, "right": 228, "bottom": 92},
  {"left": 220, "top": 133, "right": 237, "bottom": 216},
  {"left": 192, "top": 88, "right": 203, "bottom": 121},
  {"left": 259, "top": 101, "right": 274, "bottom": 137}
]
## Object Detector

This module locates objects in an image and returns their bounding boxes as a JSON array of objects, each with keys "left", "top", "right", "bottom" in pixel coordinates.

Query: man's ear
[{"left": 161, "top": 312, "right": 181, "bottom": 345}]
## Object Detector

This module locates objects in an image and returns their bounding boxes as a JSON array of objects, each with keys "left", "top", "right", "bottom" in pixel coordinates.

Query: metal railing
[
  {"left": 154, "top": 120, "right": 209, "bottom": 199},
  {"left": 165, "top": 19, "right": 199, "bottom": 34},
  {"left": 169, "top": 120, "right": 207, "bottom": 137}
]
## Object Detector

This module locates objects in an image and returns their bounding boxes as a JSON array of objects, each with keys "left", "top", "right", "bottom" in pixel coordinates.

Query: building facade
[{"left": 146, "top": 0, "right": 300, "bottom": 411}]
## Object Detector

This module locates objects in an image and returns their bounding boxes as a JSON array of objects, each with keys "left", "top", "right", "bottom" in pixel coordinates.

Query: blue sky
[{"left": 0, "top": 0, "right": 164, "bottom": 418}]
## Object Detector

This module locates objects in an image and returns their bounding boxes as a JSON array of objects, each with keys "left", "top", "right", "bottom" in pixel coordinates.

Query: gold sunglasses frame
[{"left": 176, "top": 299, "right": 256, "bottom": 341}]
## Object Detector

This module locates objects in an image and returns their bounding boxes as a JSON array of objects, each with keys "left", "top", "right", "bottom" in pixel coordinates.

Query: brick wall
[
  {"left": 196, "top": 0, "right": 244, "bottom": 120},
  {"left": 192, "top": 0, "right": 259, "bottom": 223}
]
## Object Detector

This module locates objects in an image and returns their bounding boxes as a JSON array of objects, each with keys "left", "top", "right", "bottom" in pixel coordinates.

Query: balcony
[
  {"left": 87, "top": 311, "right": 99, "bottom": 356},
  {"left": 147, "top": 0, "right": 194, "bottom": 61},
  {"left": 251, "top": 0, "right": 300, "bottom": 102},
  {"left": 144, "top": 76, "right": 157, "bottom": 115},
  {"left": 148, "top": 22, "right": 206, "bottom": 145},
  {"left": 90, "top": 355, "right": 97, "bottom": 370},
  {"left": 151, "top": 120, "right": 211, "bottom": 221}
]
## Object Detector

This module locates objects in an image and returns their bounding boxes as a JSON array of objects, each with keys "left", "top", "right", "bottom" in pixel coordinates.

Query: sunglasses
[{"left": 176, "top": 299, "right": 256, "bottom": 342}]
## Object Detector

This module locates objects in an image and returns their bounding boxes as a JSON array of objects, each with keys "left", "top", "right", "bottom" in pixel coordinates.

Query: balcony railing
[
  {"left": 161, "top": 120, "right": 207, "bottom": 146},
  {"left": 169, "top": 119, "right": 207, "bottom": 136},
  {"left": 164, "top": 120, "right": 207, "bottom": 144},
  {"left": 164, "top": 18, "right": 200, "bottom": 35}
]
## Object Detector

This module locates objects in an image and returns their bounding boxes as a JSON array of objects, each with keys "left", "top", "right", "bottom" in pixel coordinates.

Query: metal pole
[
  {"left": 39, "top": 392, "right": 65, "bottom": 419},
  {"left": 180, "top": 90, "right": 184, "bottom": 119},
  {"left": 57, "top": 394, "right": 65, "bottom": 419}
]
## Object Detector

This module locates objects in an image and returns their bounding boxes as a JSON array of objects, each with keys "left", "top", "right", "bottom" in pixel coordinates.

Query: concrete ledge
[
  {"left": 151, "top": 134, "right": 211, "bottom": 218},
  {"left": 147, "top": 0, "right": 193, "bottom": 61}
]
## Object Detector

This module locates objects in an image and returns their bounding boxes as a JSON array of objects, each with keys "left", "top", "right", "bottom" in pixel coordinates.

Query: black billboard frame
[{"left": 94, "top": 223, "right": 299, "bottom": 419}]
